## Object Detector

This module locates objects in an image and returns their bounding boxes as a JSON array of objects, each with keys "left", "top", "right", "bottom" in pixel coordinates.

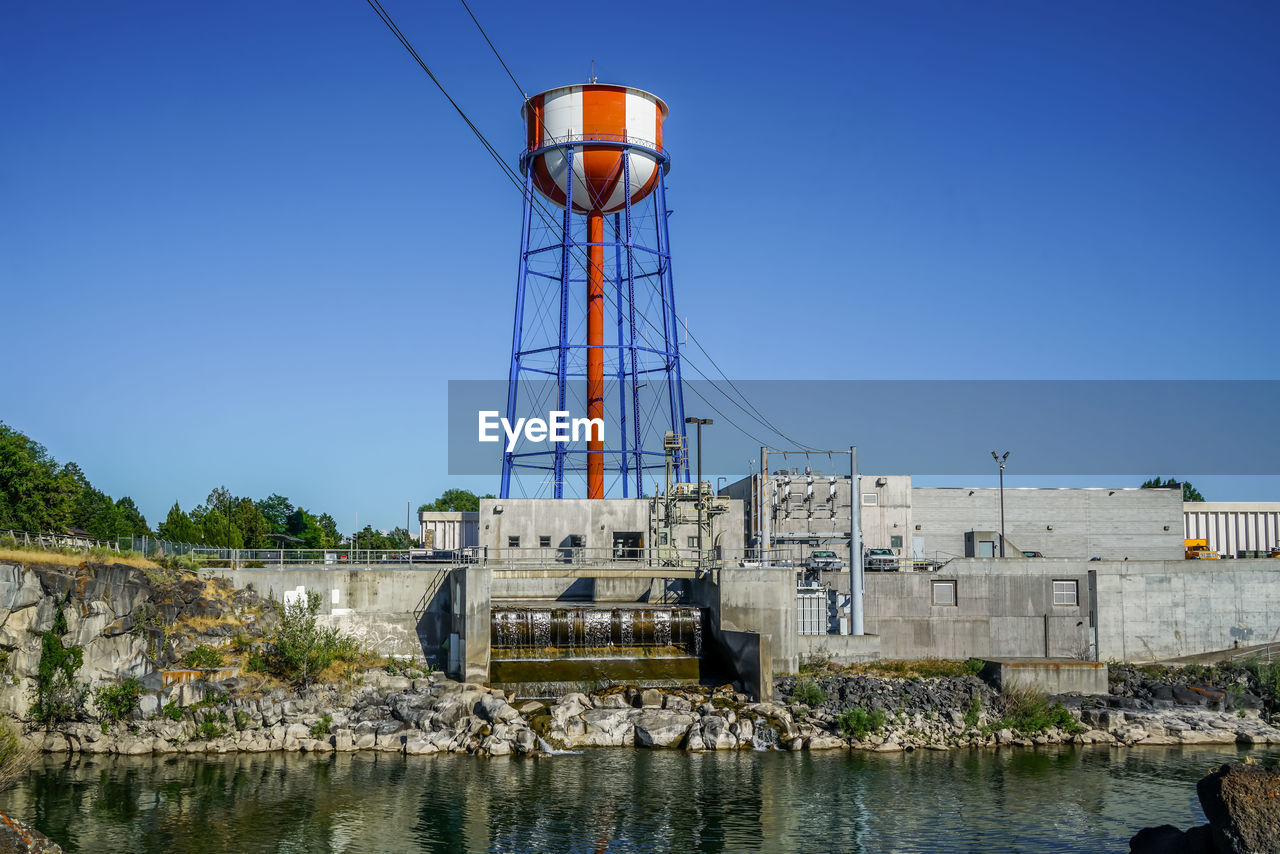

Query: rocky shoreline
[
  {"left": 3, "top": 559, "right": 1280, "bottom": 759},
  {"left": 25, "top": 667, "right": 1280, "bottom": 759}
]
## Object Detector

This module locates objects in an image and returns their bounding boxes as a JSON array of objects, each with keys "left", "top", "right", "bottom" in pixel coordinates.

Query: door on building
[
  {"left": 612, "top": 532, "right": 643, "bottom": 560},
  {"left": 912, "top": 536, "right": 925, "bottom": 562}
]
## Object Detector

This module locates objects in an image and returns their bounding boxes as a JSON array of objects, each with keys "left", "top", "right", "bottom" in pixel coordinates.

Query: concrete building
[
  {"left": 419, "top": 511, "right": 479, "bottom": 551},
  {"left": 477, "top": 496, "right": 745, "bottom": 561},
  {"left": 724, "top": 473, "right": 1185, "bottom": 564},
  {"left": 1184, "top": 502, "right": 1280, "bottom": 558},
  {"left": 912, "top": 487, "right": 1184, "bottom": 562}
]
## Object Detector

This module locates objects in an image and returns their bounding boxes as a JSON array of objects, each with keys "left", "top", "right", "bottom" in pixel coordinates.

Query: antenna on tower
[{"left": 589, "top": 60, "right": 598, "bottom": 84}]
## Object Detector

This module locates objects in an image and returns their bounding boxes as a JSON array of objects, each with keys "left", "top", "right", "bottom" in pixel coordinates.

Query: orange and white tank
[{"left": 523, "top": 84, "right": 668, "bottom": 214}]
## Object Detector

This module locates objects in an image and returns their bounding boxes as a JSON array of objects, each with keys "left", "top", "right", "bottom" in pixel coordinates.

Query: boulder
[
  {"left": 1129, "top": 824, "right": 1213, "bottom": 853},
  {"left": 633, "top": 710, "right": 694, "bottom": 748},
  {"left": 1198, "top": 763, "right": 1280, "bottom": 854},
  {"left": 475, "top": 694, "right": 520, "bottom": 724},
  {"left": 0, "top": 807, "right": 65, "bottom": 853}
]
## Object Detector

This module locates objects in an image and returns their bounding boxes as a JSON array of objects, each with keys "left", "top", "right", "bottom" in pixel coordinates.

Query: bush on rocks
[
  {"left": 31, "top": 600, "right": 87, "bottom": 726},
  {"left": 94, "top": 678, "right": 143, "bottom": 728},
  {"left": 251, "top": 590, "right": 366, "bottom": 685},
  {"left": 793, "top": 679, "right": 827, "bottom": 707},
  {"left": 837, "top": 708, "right": 886, "bottom": 740}
]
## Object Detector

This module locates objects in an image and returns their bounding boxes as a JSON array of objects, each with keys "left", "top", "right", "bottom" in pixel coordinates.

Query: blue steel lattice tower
[{"left": 500, "top": 83, "right": 689, "bottom": 499}]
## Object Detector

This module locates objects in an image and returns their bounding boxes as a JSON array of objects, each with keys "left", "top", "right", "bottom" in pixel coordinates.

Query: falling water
[
  {"left": 752, "top": 716, "right": 778, "bottom": 751},
  {"left": 489, "top": 606, "right": 704, "bottom": 695}
]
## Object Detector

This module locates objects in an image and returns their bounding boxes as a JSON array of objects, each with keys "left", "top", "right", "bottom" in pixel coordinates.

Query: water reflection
[{"left": 1, "top": 744, "right": 1274, "bottom": 853}]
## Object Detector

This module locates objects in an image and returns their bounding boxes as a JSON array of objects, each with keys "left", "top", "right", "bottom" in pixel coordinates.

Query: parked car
[
  {"left": 864, "top": 548, "right": 898, "bottom": 572},
  {"left": 806, "top": 550, "right": 846, "bottom": 571}
]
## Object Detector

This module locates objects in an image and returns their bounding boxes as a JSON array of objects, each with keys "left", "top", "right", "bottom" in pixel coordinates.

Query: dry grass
[
  {"left": 838, "top": 658, "right": 985, "bottom": 679},
  {"left": 0, "top": 546, "right": 160, "bottom": 570}
]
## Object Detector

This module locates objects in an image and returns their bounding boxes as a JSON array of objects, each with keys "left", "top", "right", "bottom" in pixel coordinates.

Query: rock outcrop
[
  {"left": 1131, "top": 763, "right": 1280, "bottom": 854},
  {"left": 0, "top": 810, "right": 63, "bottom": 854}
]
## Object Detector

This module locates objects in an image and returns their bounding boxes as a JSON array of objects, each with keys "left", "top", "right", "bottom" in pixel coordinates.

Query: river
[{"left": 2, "top": 744, "right": 1275, "bottom": 853}]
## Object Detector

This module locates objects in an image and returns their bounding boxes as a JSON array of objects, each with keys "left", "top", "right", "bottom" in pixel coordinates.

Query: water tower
[{"left": 500, "top": 84, "right": 689, "bottom": 499}]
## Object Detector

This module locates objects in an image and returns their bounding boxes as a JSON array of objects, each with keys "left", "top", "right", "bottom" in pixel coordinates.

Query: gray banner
[{"left": 448, "top": 380, "right": 1280, "bottom": 476}]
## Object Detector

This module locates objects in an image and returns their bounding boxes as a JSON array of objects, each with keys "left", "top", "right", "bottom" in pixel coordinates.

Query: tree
[
  {"left": 232, "top": 497, "right": 270, "bottom": 549},
  {"left": 157, "top": 502, "right": 200, "bottom": 545},
  {"left": 418, "top": 488, "right": 492, "bottom": 513},
  {"left": 114, "top": 497, "right": 149, "bottom": 537},
  {"left": 353, "top": 525, "right": 398, "bottom": 550},
  {"left": 1140, "top": 477, "right": 1205, "bottom": 502},
  {"left": 316, "top": 513, "right": 341, "bottom": 547},
  {"left": 285, "top": 507, "right": 328, "bottom": 549},
  {"left": 257, "top": 494, "right": 294, "bottom": 534},
  {"left": 0, "top": 424, "right": 73, "bottom": 531}
]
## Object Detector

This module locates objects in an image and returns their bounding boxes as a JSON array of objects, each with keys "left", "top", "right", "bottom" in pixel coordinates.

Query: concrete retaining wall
[
  {"left": 1094, "top": 559, "right": 1280, "bottom": 661},
  {"left": 865, "top": 560, "right": 1091, "bottom": 660},
  {"left": 979, "top": 659, "right": 1109, "bottom": 694}
]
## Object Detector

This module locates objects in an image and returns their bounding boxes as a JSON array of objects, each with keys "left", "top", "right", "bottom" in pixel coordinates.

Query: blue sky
[{"left": 4, "top": 1, "right": 1278, "bottom": 531}]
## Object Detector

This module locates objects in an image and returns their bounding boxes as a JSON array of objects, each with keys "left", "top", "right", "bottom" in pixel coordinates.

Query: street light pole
[
  {"left": 685, "top": 417, "right": 712, "bottom": 567},
  {"left": 991, "top": 451, "right": 1010, "bottom": 557}
]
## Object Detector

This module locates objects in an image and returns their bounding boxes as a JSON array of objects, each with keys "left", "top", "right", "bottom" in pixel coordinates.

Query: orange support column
[{"left": 587, "top": 210, "right": 605, "bottom": 498}]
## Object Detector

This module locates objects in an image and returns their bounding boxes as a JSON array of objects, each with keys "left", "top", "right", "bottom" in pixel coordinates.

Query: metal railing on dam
[{"left": 185, "top": 546, "right": 801, "bottom": 574}]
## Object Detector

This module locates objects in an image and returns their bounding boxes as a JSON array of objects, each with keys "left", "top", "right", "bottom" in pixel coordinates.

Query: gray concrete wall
[
  {"left": 980, "top": 659, "right": 1109, "bottom": 695},
  {"left": 865, "top": 560, "right": 1092, "bottom": 660},
  {"left": 696, "top": 567, "right": 799, "bottom": 676},
  {"left": 912, "top": 487, "right": 1184, "bottom": 561},
  {"left": 456, "top": 565, "right": 490, "bottom": 684},
  {"left": 208, "top": 568, "right": 452, "bottom": 668},
  {"left": 1093, "top": 559, "right": 1280, "bottom": 661},
  {"left": 795, "top": 633, "right": 881, "bottom": 665},
  {"left": 478, "top": 497, "right": 745, "bottom": 561}
]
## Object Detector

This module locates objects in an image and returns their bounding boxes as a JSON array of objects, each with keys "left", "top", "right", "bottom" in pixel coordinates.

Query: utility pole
[
  {"left": 685, "top": 417, "right": 712, "bottom": 568},
  {"left": 992, "top": 451, "right": 1010, "bottom": 557},
  {"left": 850, "top": 445, "right": 863, "bottom": 635}
]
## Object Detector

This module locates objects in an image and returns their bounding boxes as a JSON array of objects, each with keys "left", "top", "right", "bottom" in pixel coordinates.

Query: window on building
[
  {"left": 659, "top": 531, "right": 669, "bottom": 546},
  {"left": 688, "top": 536, "right": 698, "bottom": 549},
  {"left": 1053, "top": 580, "right": 1078, "bottom": 606},
  {"left": 569, "top": 535, "right": 585, "bottom": 549},
  {"left": 890, "top": 535, "right": 903, "bottom": 549},
  {"left": 931, "top": 579, "right": 957, "bottom": 606},
  {"left": 508, "top": 536, "right": 520, "bottom": 549},
  {"left": 862, "top": 493, "right": 878, "bottom": 506},
  {"left": 539, "top": 536, "right": 551, "bottom": 548}
]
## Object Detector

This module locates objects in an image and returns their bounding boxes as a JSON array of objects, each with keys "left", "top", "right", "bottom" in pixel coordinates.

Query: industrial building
[
  {"left": 1184, "top": 501, "right": 1280, "bottom": 558},
  {"left": 723, "top": 471, "right": 1186, "bottom": 565}
]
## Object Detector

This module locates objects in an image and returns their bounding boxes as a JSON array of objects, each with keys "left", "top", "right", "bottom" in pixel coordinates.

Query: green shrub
[
  {"left": 194, "top": 719, "right": 225, "bottom": 740},
  {"left": 963, "top": 694, "right": 982, "bottom": 729},
  {"left": 837, "top": 708, "right": 887, "bottom": 740},
  {"left": 162, "top": 700, "right": 183, "bottom": 722},
  {"left": 186, "top": 645, "right": 225, "bottom": 669},
  {"left": 234, "top": 710, "right": 251, "bottom": 731},
  {"left": 94, "top": 678, "right": 144, "bottom": 727},
  {"left": 258, "top": 590, "right": 364, "bottom": 685},
  {"left": 30, "top": 600, "right": 88, "bottom": 726},
  {"left": 0, "top": 718, "right": 31, "bottom": 793},
  {"left": 989, "top": 684, "right": 1083, "bottom": 735},
  {"left": 310, "top": 714, "right": 333, "bottom": 739},
  {"left": 963, "top": 658, "right": 985, "bottom": 676},
  {"left": 793, "top": 679, "right": 827, "bottom": 707}
]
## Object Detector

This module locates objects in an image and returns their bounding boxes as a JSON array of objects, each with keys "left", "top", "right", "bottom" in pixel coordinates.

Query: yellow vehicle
[{"left": 1185, "top": 538, "right": 1220, "bottom": 560}]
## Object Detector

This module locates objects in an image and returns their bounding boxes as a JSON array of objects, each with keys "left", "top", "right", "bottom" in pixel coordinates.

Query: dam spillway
[{"left": 489, "top": 606, "right": 704, "bottom": 696}]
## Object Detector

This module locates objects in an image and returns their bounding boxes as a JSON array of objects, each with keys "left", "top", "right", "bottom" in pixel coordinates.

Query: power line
[
  {"left": 366, "top": 0, "right": 797, "bottom": 454},
  {"left": 452, "top": 0, "right": 817, "bottom": 451},
  {"left": 457, "top": 0, "right": 526, "bottom": 100}
]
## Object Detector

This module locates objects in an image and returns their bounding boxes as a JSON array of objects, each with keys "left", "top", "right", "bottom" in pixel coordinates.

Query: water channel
[{"left": 3, "top": 744, "right": 1275, "bottom": 853}]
